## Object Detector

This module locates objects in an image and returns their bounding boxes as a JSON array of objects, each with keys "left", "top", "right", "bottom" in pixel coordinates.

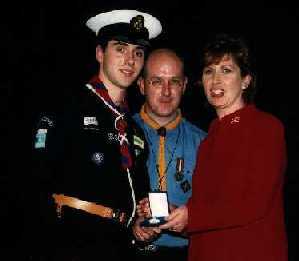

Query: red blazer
[{"left": 188, "top": 105, "right": 288, "bottom": 261}]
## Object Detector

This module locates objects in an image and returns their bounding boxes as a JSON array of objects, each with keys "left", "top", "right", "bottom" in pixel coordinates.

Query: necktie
[{"left": 140, "top": 105, "right": 182, "bottom": 191}]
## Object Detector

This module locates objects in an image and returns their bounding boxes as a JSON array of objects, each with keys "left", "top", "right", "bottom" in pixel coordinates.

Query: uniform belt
[{"left": 52, "top": 193, "right": 127, "bottom": 224}]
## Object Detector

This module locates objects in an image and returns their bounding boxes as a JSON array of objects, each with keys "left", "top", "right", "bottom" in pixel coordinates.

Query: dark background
[{"left": 1, "top": 1, "right": 298, "bottom": 259}]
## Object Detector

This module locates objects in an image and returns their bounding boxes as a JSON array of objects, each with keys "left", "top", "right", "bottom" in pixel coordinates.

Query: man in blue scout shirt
[
  {"left": 32, "top": 9, "right": 162, "bottom": 261},
  {"left": 132, "top": 48, "right": 206, "bottom": 261}
]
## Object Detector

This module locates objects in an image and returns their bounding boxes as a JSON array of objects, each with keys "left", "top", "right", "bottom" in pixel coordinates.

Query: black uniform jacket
[{"left": 33, "top": 84, "right": 149, "bottom": 252}]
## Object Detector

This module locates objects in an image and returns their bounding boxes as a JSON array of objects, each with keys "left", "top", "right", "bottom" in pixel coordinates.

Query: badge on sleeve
[{"left": 34, "top": 129, "right": 48, "bottom": 149}]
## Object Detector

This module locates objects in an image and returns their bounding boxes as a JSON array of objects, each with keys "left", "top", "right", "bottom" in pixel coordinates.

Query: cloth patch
[
  {"left": 108, "top": 132, "right": 119, "bottom": 142},
  {"left": 133, "top": 135, "right": 144, "bottom": 149},
  {"left": 91, "top": 152, "right": 104, "bottom": 166},
  {"left": 84, "top": 117, "right": 98, "bottom": 126},
  {"left": 34, "top": 129, "right": 47, "bottom": 149},
  {"left": 134, "top": 148, "right": 141, "bottom": 157}
]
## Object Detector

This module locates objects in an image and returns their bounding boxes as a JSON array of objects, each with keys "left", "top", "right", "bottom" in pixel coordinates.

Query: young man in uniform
[
  {"left": 32, "top": 9, "right": 162, "bottom": 261},
  {"left": 132, "top": 49, "right": 206, "bottom": 261}
]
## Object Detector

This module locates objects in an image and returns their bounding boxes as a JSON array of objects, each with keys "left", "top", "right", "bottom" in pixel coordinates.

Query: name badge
[{"left": 84, "top": 117, "right": 98, "bottom": 126}]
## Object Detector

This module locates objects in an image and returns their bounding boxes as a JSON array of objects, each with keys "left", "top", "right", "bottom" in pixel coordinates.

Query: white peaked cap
[{"left": 86, "top": 9, "right": 162, "bottom": 39}]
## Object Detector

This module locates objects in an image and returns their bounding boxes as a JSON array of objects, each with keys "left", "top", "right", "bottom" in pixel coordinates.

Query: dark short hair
[
  {"left": 97, "top": 38, "right": 150, "bottom": 56},
  {"left": 200, "top": 33, "right": 256, "bottom": 104}
]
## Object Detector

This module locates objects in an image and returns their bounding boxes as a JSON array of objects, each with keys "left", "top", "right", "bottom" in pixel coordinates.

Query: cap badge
[{"left": 130, "top": 15, "right": 145, "bottom": 32}]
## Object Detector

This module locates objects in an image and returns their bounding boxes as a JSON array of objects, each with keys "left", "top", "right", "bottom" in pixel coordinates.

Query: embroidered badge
[
  {"left": 133, "top": 135, "right": 144, "bottom": 149},
  {"left": 134, "top": 149, "right": 141, "bottom": 157},
  {"left": 34, "top": 129, "right": 47, "bottom": 149},
  {"left": 84, "top": 117, "right": 98, "bottom": 126},
  {"left": 108, "top": 132, "right": 119, "bottom": 142},
  {"left": 40, "top": 116, "right": 54, "bottom": 127},
  {"left": 91, "top": 152, "right": 104, "bottom": 166}
]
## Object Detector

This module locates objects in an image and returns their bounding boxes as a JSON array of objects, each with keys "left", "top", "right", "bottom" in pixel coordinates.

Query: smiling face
[
  {"left": 139, "top": 49, "right": 187, "bottom": 126},
  {"left": 202, "top": 55, "right": 251, "bottom": 118},
  {"left": 96, "top": 40, "right": 145, "bottom": 90}
]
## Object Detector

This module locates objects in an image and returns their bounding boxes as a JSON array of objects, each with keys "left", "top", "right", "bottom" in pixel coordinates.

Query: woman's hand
[{"left": 159, "top": 205, "right": 188, "bottom": 233}]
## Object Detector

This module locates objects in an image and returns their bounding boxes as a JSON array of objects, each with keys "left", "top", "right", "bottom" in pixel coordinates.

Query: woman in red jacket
[{"left": 160, "top": 33, "right": 288, "bottom": 261}]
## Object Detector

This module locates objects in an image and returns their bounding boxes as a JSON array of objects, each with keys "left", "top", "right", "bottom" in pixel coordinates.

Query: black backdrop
[{"left": 1, "top": 1, "right": 298, "bottom": 260}]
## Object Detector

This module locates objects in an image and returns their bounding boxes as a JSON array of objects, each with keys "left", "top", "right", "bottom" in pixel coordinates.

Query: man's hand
[
  {"left": 132, "top": 216, "right": 161, "bottom": 242},
  {"left": 136, "top": 197, "right": 151, "bottom": 218}
]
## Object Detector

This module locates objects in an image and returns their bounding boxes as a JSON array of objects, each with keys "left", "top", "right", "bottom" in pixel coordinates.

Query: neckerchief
[
  {"left": 140, "top": 104, "right": 182, "bottom": 191},
  {"left": 86, "top": 75, "right": 133, "bottom": 170}
]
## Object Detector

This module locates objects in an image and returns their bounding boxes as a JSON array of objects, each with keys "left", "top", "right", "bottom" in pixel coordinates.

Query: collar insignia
[{"left": 230, "top": 116, "right": 240, "bottom": 125}]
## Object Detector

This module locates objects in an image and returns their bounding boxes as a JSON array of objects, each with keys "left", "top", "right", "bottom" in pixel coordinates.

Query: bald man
[{"left": 132, "top": 49, "right": 206, "bottom": 261}]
